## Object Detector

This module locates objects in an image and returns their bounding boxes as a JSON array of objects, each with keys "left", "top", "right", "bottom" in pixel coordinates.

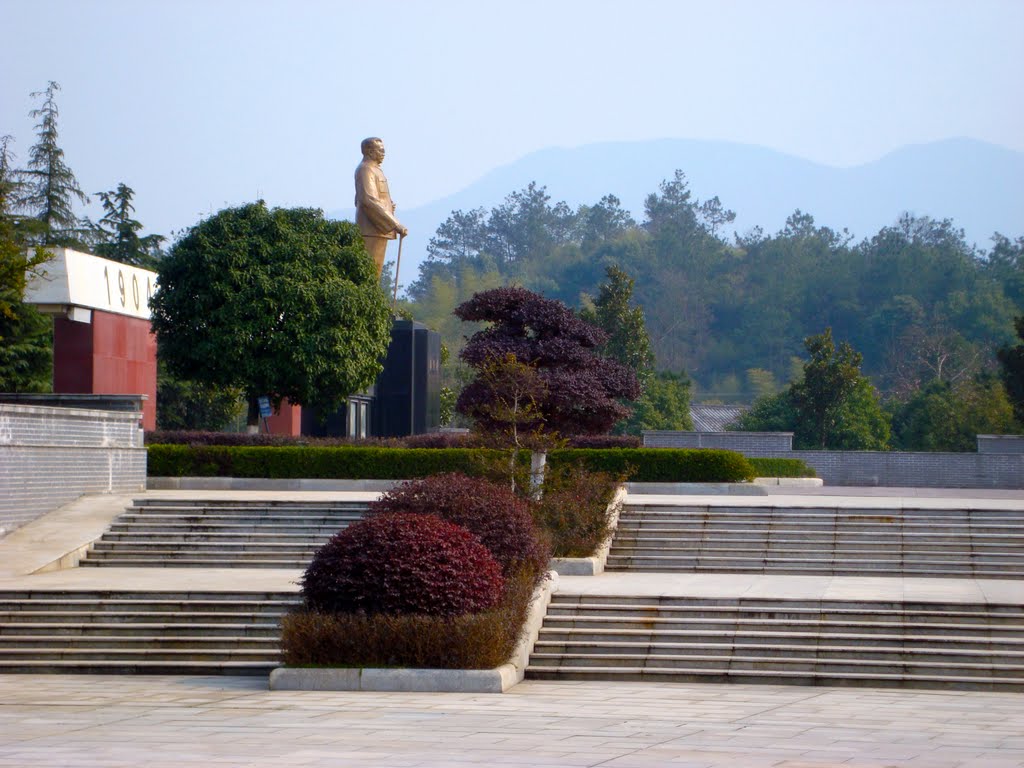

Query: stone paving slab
[{"left": 0, "top": 674, "right": 1020, "bottom": 767}]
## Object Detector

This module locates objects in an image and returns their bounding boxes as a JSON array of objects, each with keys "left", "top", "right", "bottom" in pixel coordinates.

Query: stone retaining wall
[{"left": 0, "top": 402, "right": 146, "bottom": 536}]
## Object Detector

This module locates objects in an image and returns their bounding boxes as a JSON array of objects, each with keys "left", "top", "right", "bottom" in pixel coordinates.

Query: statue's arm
[{"left": 356, "top": 166, "right": 401, "bottom": 234}]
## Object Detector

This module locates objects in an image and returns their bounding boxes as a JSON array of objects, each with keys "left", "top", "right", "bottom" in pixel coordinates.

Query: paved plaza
[
  {"left": 1, "top": 486, "right": 1022, "bottom": 766},
  {"left": 0, "top": 674, "right": 1022, "bottom": 767}
]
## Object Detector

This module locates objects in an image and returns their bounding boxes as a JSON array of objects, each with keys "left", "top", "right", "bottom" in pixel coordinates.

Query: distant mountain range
[{"left": 330, "top": 137, "right": 1024, "bottom": 284}]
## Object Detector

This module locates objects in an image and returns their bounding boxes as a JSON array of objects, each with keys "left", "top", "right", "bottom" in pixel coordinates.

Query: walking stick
[{"left": 392, "top": 233, "right": 404, "bottom": 312}]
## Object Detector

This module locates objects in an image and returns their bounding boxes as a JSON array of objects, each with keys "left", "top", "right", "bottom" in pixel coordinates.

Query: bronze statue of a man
[{"left": 354, "top": 137, "right": 407, "bottom": 279}]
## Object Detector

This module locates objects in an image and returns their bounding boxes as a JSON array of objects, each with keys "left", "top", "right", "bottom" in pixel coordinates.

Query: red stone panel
[
  {"left": 52, "top": 310, "right": 157, "bottom": 430},
  {"left": 266, "top": 402, "right": 302, "bottom": 436}
]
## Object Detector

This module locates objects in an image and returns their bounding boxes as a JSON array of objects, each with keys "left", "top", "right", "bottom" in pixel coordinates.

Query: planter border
[{"left": 269, "top": 570, "right": 559, "bottom": 694}]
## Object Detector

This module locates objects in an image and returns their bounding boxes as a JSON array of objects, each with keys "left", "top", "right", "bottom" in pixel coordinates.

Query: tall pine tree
[
  {"left": 18, "top": 82, "right": 88, "bottom": 246},
  {"left": 581, "top": 265, "right": 655, "bottom": 385},
  {"left": 0, "top": 136, "right": 52, "bottom": 391},
  {"left": 92, "top": 183, "right": 164, "bottom": 268}
]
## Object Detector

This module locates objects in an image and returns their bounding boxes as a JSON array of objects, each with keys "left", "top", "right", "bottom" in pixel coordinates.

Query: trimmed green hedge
[
  {"left": 147, "top": 444, "right": 757, "bottom": 483},
  {"left": 748, "top": 457, "right": 817, "bottom": 478},
  {"left": 147, "top": 445, "right": 510, "bottom": 479},
  {"left": 547, "top": 448, "right": 755, "bottom": 483}
]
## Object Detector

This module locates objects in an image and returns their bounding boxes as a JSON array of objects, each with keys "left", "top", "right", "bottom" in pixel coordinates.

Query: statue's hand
[{"left": 397, "top": 225, "right": 409, "bottom": 238}]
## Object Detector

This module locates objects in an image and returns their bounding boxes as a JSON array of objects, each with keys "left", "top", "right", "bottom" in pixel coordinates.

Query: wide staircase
[
  {"left": 528, "top": 499, "right": 1024, "bottom": 690},
  {"left": 0, "top": 496, "right": 363, "bottom": 674},
  {"left": 605, "top": 502, "right": 1024, "bottom": 578},
  {"left": 527, "top": 594, "right": 1024, "bottom": 690},
  {"left": 79, "top": 498, "right": 369, "bottom": 568},
  {"left": 0, "top": 591, "right": 298, "bottom": 674}
]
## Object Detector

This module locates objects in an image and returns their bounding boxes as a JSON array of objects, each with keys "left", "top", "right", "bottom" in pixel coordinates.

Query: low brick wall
[
  {"left": 643, "top": 431, "right": 1024, "bottom": 489},
  {"left": 643, "top": 431, "right": 793, "bottom": 451},
  {"left": 977, "top": 435, "right": 1024, "bottom": 454},
  {"left": 0, "top": 402, "right": 146, "bottom": 536},
  {"left": 757, "top": 449, "right": 1024, "bottom": 489}
]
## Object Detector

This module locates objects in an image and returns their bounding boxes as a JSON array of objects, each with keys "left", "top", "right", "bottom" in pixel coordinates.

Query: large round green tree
[{"left": 150, "top": 202, "right": 392, "bottom": 426}]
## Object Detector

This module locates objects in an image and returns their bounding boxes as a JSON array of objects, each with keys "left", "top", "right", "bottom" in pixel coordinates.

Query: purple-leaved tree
[{"left": 454, "top": 286, "right": 640, "bottom": 435}]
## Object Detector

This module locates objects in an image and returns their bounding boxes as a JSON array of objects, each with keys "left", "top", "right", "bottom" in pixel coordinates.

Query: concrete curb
[
  {"left": 550, "top": 485, "right": 627, "bottom": 576},
  {"left": 626, "top": 478, "right": 822, "bottom": 495},
  {"left": 269, "top": 570, "right": 559, "bottom": 694},
  {"left": 754, "top": 477, "right": 824, "bottom": 487},
  {"left": 149, "top": 477, "right": 822, "bottom": 493}
]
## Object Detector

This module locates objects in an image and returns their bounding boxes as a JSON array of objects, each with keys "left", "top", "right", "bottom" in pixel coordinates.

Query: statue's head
[{"left": 361, "top": 137, "right": 385, "bottom": 162}]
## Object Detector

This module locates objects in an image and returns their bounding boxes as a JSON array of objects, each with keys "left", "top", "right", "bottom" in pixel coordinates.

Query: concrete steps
[
  {"left": 527, "top": 595, "right": 1024, "bottom": 690},
  {"left": 79, "top": 499, "right": 368, "bottom": 568},
  {"left": 0, "top": 591, "right": 298, "bottom": 674},
  {"left": 606, "top": 504, "right": 1024, "bottom": 577}
]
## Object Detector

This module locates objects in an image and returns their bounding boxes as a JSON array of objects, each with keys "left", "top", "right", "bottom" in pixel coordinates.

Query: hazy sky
[{"left": 3, "top": 0, "right": 1022, "bottom": 241}]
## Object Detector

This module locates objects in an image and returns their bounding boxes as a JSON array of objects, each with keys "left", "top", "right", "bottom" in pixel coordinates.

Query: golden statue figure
[{"left": 354, "top": 137, "right": 408, "bottom": 279}]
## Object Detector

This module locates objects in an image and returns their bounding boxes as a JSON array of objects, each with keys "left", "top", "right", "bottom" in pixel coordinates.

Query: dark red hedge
[
  {"left": 369, "top": 473, "right": 549, "bottom": 582},
  {"left": 300, "top": 513, "right": 505, "bottom": 617}
]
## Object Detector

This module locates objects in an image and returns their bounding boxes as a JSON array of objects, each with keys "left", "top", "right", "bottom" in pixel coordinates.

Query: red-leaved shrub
[
  {"left": 566, "top": 434, "right": 641, "bottom": 449},
  {"left": 401, "top": 432, "right": 476, "bottom": 449},
  {"left": 301, "top": 513, "right": 504, "bottom": 616},
  {"left": 370, "top": 473, "right": 550, "bottom": 582},
  {"left": 533, "top": 466, "right": 620, "bottom": 557}
]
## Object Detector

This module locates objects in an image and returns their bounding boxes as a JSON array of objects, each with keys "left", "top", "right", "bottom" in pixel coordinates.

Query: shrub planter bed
[
  {"left": 269, "top": 571, "right": 558, "bottom": 693},
  {"left": 148, "top": 445, "right": 757, "bottom": 483},
  {"left": 548, "top": 485, "right": 626, "bottom": 576},
  {"left": 273, "top": 475, "right": 554, "bottom": 693}
]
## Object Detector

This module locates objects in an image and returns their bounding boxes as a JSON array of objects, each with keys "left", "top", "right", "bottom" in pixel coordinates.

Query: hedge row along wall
[
  {"left": 747, "top": 457, "right": 817, "bottom": 478},
  {"left": 146, "top": 445, "right": 787, "bottom": 483}
]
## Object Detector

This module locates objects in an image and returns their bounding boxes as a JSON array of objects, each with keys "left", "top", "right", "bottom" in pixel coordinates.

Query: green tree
[
  {"left": 487, "top": 182, "right": 577, "bottom": 269},
  {"left": 791, "top": 328, "right": 866, "bottom": 448},
  {"left": 997, "top": 316, "right": 1024, "bottom": 424},
  {"left": 426, "top": 207, "right": 489, "bottom": 264},
  {"left": 0, "top": 135, "right": 51, "bottom": 391},
  {"left": 17, "top": 82, "right": 88, "bottom": 245},
  {"left": 746, "top": 368, "right": 779, "bottom": 398},
  {"left": 619, "top": 371, "right": 693, "bottom": 433},
  {"left": 891, "top": 377, "right": 1017, "bottom": 452},
  {"left": 580, "top": 265, "right": 654, "bottom": 384},
  {"left": 731, "top": 391, "right": 796, "bottom": 433},
  {"left": 577, "top": 195, "right": 636, "bottom": 251},
  {"left": 150, "top": 202, "right": 392, "bottom": 427},
  {"left": 826, "top": 377, "right": 891, "bottom": 450},
  {"left": 735, "top": 329, "right": 890, "bottom": 450},
  {"left": 156, "top": 365, "right": 244, "bottom": 431},
  {"left": 91, "top": 183, "right": 165, "bottom": 268},
  {"left": 986, "top": 234, "right": 1024, "bottom": 310}
]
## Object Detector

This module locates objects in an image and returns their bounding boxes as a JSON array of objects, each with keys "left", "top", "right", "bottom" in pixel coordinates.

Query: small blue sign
[{"left": 257, "top": 396, "right": 272, "bottom": 418}]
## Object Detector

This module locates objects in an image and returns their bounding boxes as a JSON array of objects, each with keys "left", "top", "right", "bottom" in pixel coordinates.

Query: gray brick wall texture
[
  {"left": 643, "top": 431, "right": 794, "bottom": 451},
  {"left": 643, "top": 431, "right": 1024, "bottom": 489},
  {"left": 0, "top": 404, "right": 146, "bottom": 537},
  {"left": 977, "top": 435, "right": 1024, "bottom": 454}
]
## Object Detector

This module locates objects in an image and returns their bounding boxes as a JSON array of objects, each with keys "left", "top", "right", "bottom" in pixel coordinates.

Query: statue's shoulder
[{"left": 356, "top": 159, "right": 384, "bottom": 179}]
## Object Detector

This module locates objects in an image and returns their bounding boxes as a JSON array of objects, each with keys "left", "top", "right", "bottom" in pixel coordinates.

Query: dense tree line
[{"left": 404, "top": 173, "right": 1024, "bottom": 445}]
